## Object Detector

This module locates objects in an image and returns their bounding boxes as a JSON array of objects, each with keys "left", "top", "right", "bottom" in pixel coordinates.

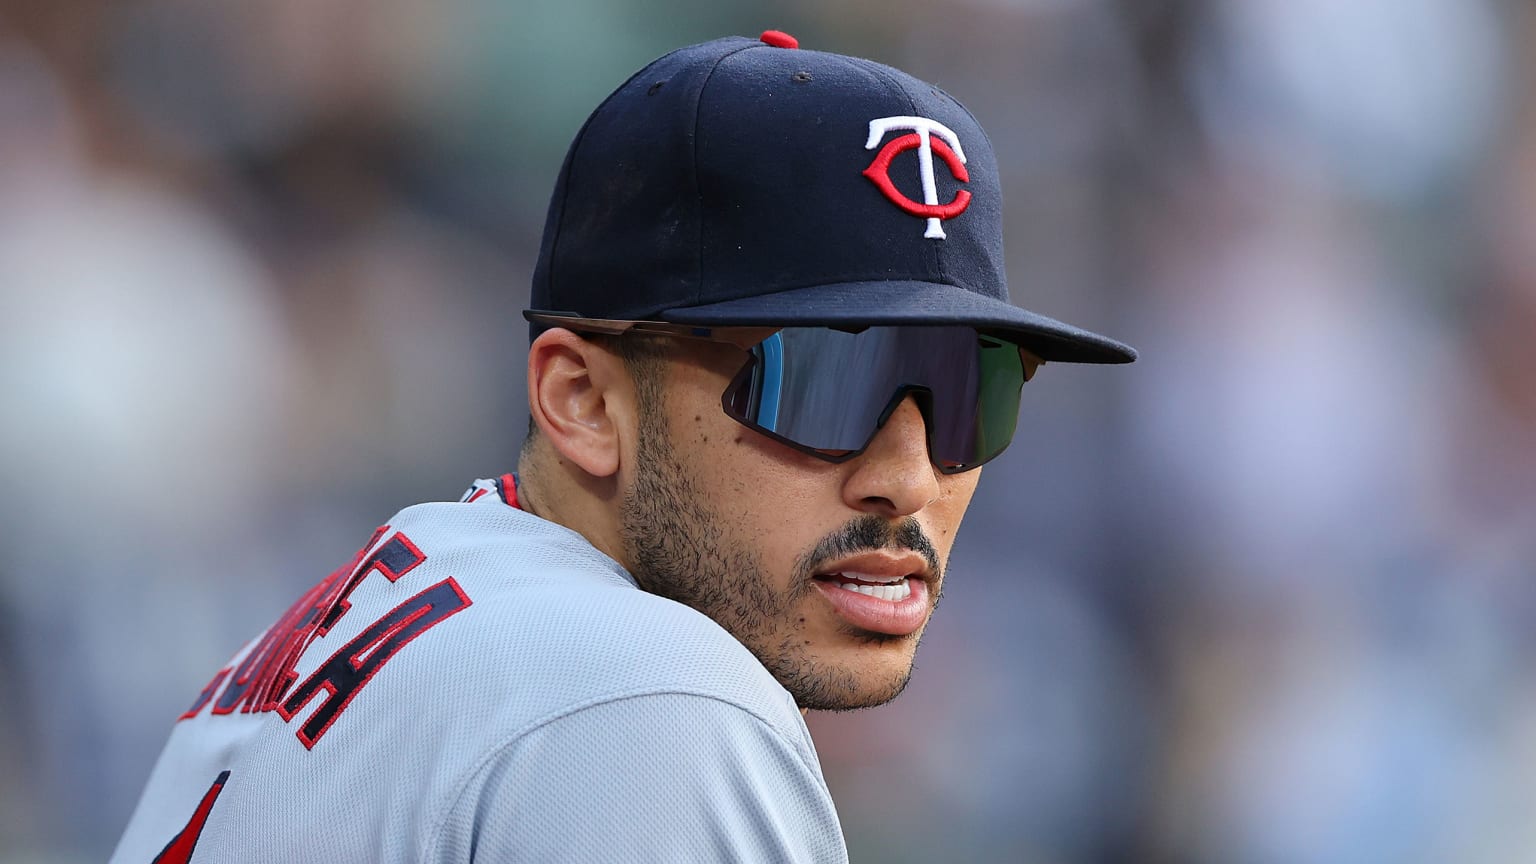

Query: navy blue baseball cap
[{"left": 526, "top": 31, "right": 1135, "bottom": 364}]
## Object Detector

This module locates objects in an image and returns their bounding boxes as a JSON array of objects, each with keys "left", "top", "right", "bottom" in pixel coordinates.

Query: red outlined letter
[{"left": 277, "top": 578, "right": 472, "bottom": 749}]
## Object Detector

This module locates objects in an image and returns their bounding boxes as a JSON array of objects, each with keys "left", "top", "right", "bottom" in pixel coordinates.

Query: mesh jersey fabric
[{"left": 111, "top": 478, "right": 848, "bottom": 863}]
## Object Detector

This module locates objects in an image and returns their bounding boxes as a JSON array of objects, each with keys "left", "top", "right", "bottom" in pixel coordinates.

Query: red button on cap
[{"left": 760, "top": 30, "right": 799, "bottom": 49}]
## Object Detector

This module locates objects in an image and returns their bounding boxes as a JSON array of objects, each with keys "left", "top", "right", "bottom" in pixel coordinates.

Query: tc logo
[{"left": 862, "top": 116, "right": 971, "bottom": 239}]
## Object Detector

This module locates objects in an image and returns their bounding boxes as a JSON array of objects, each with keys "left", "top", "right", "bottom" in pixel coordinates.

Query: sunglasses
[{"left": 526, "top": 313, "right": 1043, "bottom": 474}]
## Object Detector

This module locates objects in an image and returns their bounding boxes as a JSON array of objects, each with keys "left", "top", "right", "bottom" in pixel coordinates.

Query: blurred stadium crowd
[{"left": 2, "top": 0, "right": 1534, "bottom": 861}]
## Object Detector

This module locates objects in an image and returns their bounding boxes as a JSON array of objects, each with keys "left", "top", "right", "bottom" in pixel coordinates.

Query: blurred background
[{"left": 2, "top": 0, "right": 1534, "bottom": 861}]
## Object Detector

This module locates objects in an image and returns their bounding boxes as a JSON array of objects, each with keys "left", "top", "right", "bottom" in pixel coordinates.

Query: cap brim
[{"left": 657, "top": 281, "right": 1136, "bottom": 364}]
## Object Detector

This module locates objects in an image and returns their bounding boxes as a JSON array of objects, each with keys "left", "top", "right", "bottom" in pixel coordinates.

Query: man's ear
[{"left": 526, "top": 328, "right": 632, "bottom": 479}]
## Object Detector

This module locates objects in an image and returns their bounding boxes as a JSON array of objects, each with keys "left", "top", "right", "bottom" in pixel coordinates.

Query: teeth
[
  {"left": 835, "top": 571, "right": 905, "bottom": 584},
  {"left": 835, "top": 580, "right": 912, "bottom": 601}
]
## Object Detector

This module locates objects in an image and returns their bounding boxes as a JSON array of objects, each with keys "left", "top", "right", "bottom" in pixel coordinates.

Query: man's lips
[
  {"left": 810, "top": 551, "right": 935, "bottom": 636},
  {"left": 812, "top": 551, "right": 934, "bottom": 586}
]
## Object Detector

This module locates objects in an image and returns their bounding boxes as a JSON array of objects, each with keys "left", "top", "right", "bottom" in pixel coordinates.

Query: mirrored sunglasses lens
[
  {"left": 725, "top": 330, "right": 896, "bottom": 452},
  {"left": 722, "top": 327, "right": 1027, "bottom": 468},
  {"left": 927, "top": 334, "right": 1025, "bottom": 470}
]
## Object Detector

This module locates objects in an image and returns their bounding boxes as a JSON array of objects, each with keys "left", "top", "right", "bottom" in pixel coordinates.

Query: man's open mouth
[{"left": 812, "top": 572, "right": 913, "bottom": 601}]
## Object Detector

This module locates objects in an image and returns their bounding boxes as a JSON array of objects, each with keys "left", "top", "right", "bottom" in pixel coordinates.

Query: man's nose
[{"left": 842, "top": 395, "right": 942, "bottom": 517}]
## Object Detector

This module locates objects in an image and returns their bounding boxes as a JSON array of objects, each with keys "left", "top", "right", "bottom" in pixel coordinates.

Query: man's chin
[
  {"left": 795, "top": 675, "right": 912, "bottom": 712},
  {"left": 775, "top": 660, "right": 915, "bottom": 712}
]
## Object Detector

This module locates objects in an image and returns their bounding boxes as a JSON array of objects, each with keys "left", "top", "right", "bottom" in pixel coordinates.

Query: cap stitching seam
[
  {"left": 542, "top": 45, "right": 701, "bottom": 311},
  {"left": 690, "top": 42, "right": 761, "bottom": 310}
]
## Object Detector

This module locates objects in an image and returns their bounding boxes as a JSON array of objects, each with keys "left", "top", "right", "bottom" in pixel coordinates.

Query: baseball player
[{"left": 113, "top": 31, "right": 1134, "bottom": 862}]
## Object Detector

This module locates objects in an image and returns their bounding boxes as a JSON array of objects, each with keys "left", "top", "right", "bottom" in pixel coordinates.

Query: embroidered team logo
[{"left": 862, "top": 116, "right": 971, "bottom": 239}]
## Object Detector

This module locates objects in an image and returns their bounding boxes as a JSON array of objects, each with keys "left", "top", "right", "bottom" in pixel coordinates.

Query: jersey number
[{"left": 152, "top": 770, "right": 229, "bottom": 863}]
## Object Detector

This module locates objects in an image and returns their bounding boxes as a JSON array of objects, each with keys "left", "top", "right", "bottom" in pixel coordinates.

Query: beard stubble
[{"left": 618, "top": 400, "right": 942, "bottom": 711}]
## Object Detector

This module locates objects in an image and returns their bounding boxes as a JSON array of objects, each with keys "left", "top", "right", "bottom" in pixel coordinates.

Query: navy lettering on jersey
[
  {"left": 315, "top": 533, "right": 427, "bottom": 636},
  {"left": 180, "top": 668, "right": 231, "bottom": 720},
  {"left": 181, "top": 526, "right": 471, "bottom": 749},
  {"left": 193, "top": 526, "right": 389, "bottom": 719},
  {"left": 278, "top": 578, "right": 472, "bottom": 749},
  {"left": 210, "top": 574, "right": 341, "bottom": 716}
]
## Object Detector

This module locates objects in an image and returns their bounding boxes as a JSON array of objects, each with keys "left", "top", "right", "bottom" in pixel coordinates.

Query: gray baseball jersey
[{"left": 112, "top": 476, "right": 848, "bottom": 862}]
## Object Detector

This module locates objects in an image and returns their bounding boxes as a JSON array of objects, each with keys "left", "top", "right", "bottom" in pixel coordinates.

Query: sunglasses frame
[{"left": 525, "top": 312, "right": 1044, "bottom": 472}]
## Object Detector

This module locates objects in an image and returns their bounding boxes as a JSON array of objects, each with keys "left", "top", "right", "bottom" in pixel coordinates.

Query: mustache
[{"left": 795, "top": 515, "right": 942, "bottom": 581}]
